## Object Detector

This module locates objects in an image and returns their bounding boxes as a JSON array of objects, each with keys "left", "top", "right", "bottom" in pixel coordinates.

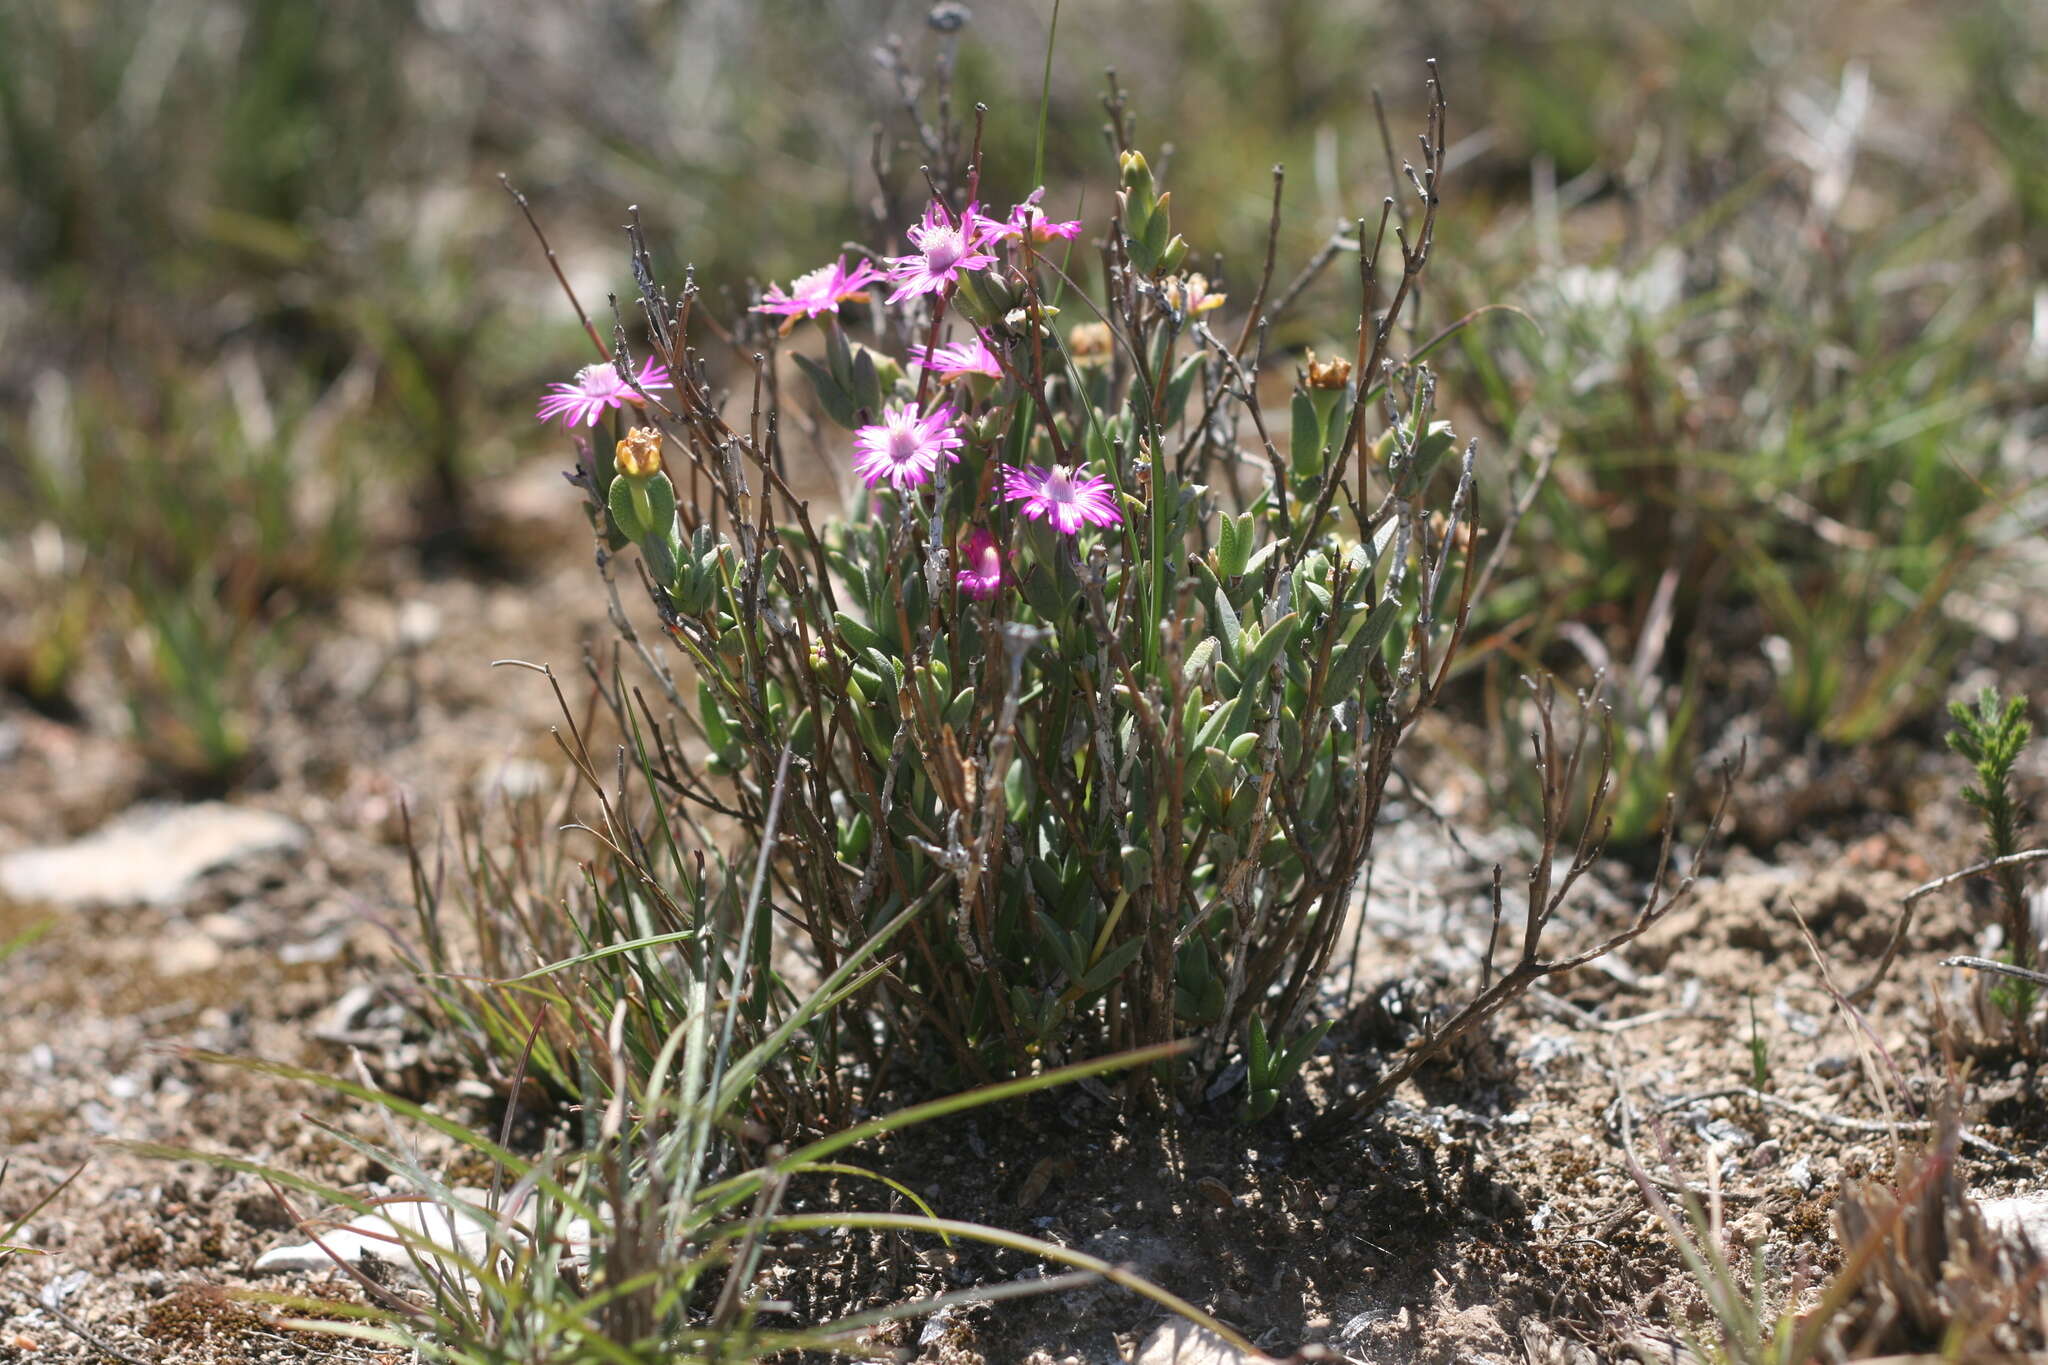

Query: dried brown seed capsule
[
  {"left": 615, "top": 426, "right": 664, "bottom": 479},
  {"left": 1305, "top": 351, "right": 1352, "bottom": 390},
  {"left": 1068, "top": 321, "right": 1114, "bottom": 363}
]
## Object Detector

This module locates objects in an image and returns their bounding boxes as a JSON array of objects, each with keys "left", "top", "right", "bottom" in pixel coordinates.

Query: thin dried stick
[
  {"left": 1231, "top": 164, "right": 1285, "bottom": 359},
  {"left": 1656, "top": 1085, "right": 2020, "bottom": 1162},
  {"left": 501, "top": 175, "right": 609, "bottom": 362},
  {"left": 1314, "top": 687, "right": 1737, "bottom": 1136},
  {"left": 1854, "top": 847, "right": 2048, "bottom": 1003},
  {"left": 35, "top": 1297, "right": 157, "bottom": 1365},
  {"left": 1942, "top": 955, "right": 2048, "bottom": 990}
]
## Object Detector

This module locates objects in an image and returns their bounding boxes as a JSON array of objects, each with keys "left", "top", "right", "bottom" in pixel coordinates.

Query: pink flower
[
  {"left": 852, "top": 402, "right": 965, "bottom": 491},
  {"left": 885, "top": 200, "right": 1001, "bottom": 304},
  {"left": 908, "top": 334, "right": 1003, "bottom": 381},
  {"left": 753, "top": 256, "right": 882, "bottom": 331},
  {"left": 956, "top": 527, "right": 1005, "bottom": 599},
  {"left": 537, "top": 357, "right": 671, "bottom": 428},
  {"left": 1001, "top": 463, "right": 1124, "bottom": 534},
  {"left": 1001, "top": 187, "right": 1084, "bottom": 244}
]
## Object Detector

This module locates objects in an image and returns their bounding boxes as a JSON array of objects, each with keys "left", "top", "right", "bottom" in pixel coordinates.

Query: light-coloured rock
[
  {"left": 1134, "top": 1320, "right": 1268, "bottom": 1365},
  {"left": 395, "top": 599, "right": 442, "bottom": 649},
  {"left": 1981, "top": 1192, "right": 2048, "bottom": 1247},
  {"left": 154, "top": 930, "right": 226, "bottom": 976},
  {"left": 252, "top": 1189, "right": 593, "bottom": 1282},
  {"left": 0, "top": 803, "right": 305, "bottom": 907}
]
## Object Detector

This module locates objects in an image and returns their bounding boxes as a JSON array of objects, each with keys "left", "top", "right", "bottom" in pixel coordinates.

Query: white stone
[
  {"left": 395, "top": 599, "right": 443, "bottom": 649},
  {"left": 1134, "top": 1320, "right": 1270, "bottom": 1365},
  {"left": 0, "top": 803, "right": 305, "bottom": 907},
  {"left": 155, "top": 931, "right": 226, "bottom": 976},
  {"left": 252, "top": 1189, "right": 593, "bottom": 1283},
  {"left": 1980, "top": 1192, "right": 2048, "bottom": 1248}
]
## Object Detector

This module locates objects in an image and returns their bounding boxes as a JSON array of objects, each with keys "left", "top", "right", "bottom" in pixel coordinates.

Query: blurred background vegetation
[{"left": 1, "top": 0, "right": 2042, "bottom": 823}]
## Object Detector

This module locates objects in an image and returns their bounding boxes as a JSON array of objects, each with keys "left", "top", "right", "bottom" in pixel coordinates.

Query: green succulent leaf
[
  {"left": 1078, "top": 937, "right": 1146, "bottom": 995},
  {"left": 1290, "top": 390, "right": 1325, "bottom": 479},
  {"left": 1164, "top": 351, "right": 1204, "bottom": 425},
  {"left": 794, "top": 352, "right": 858, "bottom": 429},
  {"left": 1216, "top": 512, "right": 1241, "bottom": 580},
  {"left": 1237, "top": 611, "right": 1300, "bottom": 687},
  {"left": 1213, "top": 590, "right": 1243, "bottom": 660}
]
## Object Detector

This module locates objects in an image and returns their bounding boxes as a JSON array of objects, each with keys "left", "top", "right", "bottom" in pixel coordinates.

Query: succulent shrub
[{"left": 533, "top": 74, "right": 1484, "bottom": 1107}]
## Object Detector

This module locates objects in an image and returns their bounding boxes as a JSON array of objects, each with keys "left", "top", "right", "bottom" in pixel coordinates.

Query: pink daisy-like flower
[
  {"left": 1001, "top": 463, "right": 1124, "bottom": 534},
  {"left": 956, "top": 527, "right": 1005, "bottom": 600},
  {"left": 752, "top": 255, "right": 882, "bottom": 331},
  {"left": 536, "top": 356, "right": 671, "bottom": 428},
  {"left": 1001, "top": 187, "right": 1084, "bottom": 244},
  {"left": 907, "top": 334, "right": 1003, "bottom": 381},
  {"left": 885, "top": 200, "right": 1001, "bottom": 304},
  {"left": 851, "top": 401, "right": 965, "bottom": 491}
]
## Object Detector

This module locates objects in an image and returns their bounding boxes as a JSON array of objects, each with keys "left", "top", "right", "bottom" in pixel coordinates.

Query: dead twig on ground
[
  {"left": 1606, "top": 1055, "right": 1764, "bottom": 1206},
  {"left": 1942, "top": 955, "right": 2048, "bottom": 991},
  {"left": 1855, "top": 848, "right": 2048, "bottom": 1004},
  {"left": 34, "top": 1282, "right": 157, "bottom": 1365},
  {"left": 1655, "top": 1086, "right": 2021, "bottom": 1163},
  {"left": 1527, "top": 985, "right": 1719, "bottom": 1034}
]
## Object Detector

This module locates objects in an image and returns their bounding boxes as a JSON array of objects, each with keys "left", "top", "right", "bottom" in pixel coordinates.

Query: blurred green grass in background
[{"left": 1, "top": 0, "right": 2042, "bottom": 802}]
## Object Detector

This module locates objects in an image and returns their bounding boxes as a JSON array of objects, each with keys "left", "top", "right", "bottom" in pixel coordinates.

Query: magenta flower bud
[{"left": 956, "top": 527, "right": 1005, "bottom": 600}]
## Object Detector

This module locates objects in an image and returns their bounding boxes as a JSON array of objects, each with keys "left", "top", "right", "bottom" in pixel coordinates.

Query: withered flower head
[
  {"left": 1162, "top": 273, "right": 1225, "bottom": 316},
  {"left": 1068, "top": 321, "right": 1114, "bottom": 364},
  {"left": 1305, "top": 350, "right": 1352, "bottom": 390},
  {"left": 615, "top": 425, "right": 665, "bottom": 480}
]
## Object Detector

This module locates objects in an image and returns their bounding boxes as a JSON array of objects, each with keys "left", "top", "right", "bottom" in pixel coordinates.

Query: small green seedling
[
  {"left": 1947, "top": 687, "right": 2036, "bottom": 1017},
  {"left": 1745, "top": 992, "right": 1771, "bottom": 1092},
  {"left": 1240, "top": 1014, "right": 1332, "bottom": 1122}
]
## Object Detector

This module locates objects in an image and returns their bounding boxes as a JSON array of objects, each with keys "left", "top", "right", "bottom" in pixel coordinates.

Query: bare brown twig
[
  {"left": 1855, "top": 847, "right": 2048, "bottom": 1003},
  {"left": 1315, "top": 683, "right": 1737, "bottom": 1136}
]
